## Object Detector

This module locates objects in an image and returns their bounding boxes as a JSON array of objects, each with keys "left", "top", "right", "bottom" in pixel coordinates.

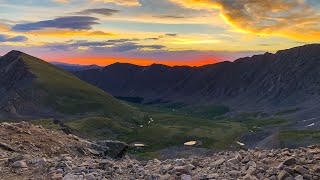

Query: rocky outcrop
[
  {"left": 95, "top": 140, "right": 129, "bottom": 159},
  {"left": 88, "top": 140, "right": 128, "bottom": 159},
  {"left": 0, "top": 122, "right": 128, "bottom": 159},
  {"left": 1, "top": 122, "right": 320, "bottom": 179}
]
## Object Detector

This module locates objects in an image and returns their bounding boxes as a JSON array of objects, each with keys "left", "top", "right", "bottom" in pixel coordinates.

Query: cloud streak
[
  {"left": 0, "top": 34, "right": 28, "bottom": 42},
  {"left": 77, "top": 8, "right": 120, "bottom": 16},
  {"left": 12, "top": 16, "right": 99, "bottom": 31},
  {"left": 92, "top": 0, "right": 140, "bottom": 6},
  {"left": 45, "top": 39, "right": 165, "bottom": 52}
]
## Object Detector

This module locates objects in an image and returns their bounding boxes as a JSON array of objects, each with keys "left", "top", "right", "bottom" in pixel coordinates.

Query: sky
[{"left": 0, "top": 0, "right": 319, "bottom": 66}]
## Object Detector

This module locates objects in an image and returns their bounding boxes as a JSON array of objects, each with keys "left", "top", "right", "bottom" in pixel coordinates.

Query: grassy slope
[
  {"left": 279, "top": 130, "right": 320, "bottom": 147},
  {"left": 59, "top": 103, "right": 289, "bottom": 158},
  {"left": 20, "top": 53, "right": 140, "bottom": 120},
  {"left": 66, "top": 116, "right": 134, "bottom": 139},
  {"left": 120, "top": 113, "right": 246, "bottom": 151}
]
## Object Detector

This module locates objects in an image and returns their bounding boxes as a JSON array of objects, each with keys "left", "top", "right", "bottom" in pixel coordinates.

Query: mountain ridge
[{"left": 73, "top": 44, "right": 320, "bottom": 117}]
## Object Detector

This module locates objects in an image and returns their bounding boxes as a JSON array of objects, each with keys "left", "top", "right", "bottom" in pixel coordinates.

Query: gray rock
[
  {"left": 161, "top": 164, "right": 173, "bottom": 174},
  {"left": 227, "top": 157, "right": 240, "bottom": 164},
  {"left": 0, "top": 142, "right": 15, "bottom": 152},
  {"left": 28, "top": 158, "right": 47, "bottom": 164},
  {"left": 51, "top": 173, "right": 63, "bottom": 180},
  {"left": 181, "top": 174, "right": 192, "bottom": 180},
  {"left": 175, "top": 159, "right": 185, "bottom": 166},
  {"left": 11, "top": 161, "right": 28, "bottom": 169},
  {"left": 283, "top": 157, "right": 297, "bottom": 166},
  {"left": 243, "top": 174, "right": 258, "bottom": 180},
  {"left": 242, "top": 155, "right": 251, "bottom": 163},
  {"left": 99, "top": 160, "right": 113, "bottom": 170},
  {"left": 229, "top": 170, "right": 240, "bottom": 177},
  {"left": 313, "top": 165, "right": 320, "bottom": 173},
  {"left": 173, "top": 166, "right": 190, "bottom": 175},
  {"left": 84, "top": 173, "right": 96, "bottom": 180},
  {"left": 207, "top": 173, "right": 219, "bottom": 179},
  {"left": 278, "top": 170, "right": 291, "bottom": 180},
  {"left": 8, "top": 153, "right": 24, "bottom": 162},
  {"left": 63, "top": 174, "right": 84, "bottom": 180},
  {"left": 294, "top": 175, "right": 303, "bottom": 180},
  {"left": 212, "top": 158, "right": 225, "bottom": 166},
  {"left": 294, "top": 165, "right": 309, "bottom": 175},
  {"left": 96, "top": 140, "right": 129, "bottom": 159}
]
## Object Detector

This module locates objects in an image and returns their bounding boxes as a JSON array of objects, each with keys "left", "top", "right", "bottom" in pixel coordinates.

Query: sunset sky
[{"left": 0, "top": 0, "right": 319, "bottom": 66}]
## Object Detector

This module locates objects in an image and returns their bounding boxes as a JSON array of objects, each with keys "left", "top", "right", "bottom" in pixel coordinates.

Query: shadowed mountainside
[{"left": 73, "top": 44, "right": 320, "bottom": 117}]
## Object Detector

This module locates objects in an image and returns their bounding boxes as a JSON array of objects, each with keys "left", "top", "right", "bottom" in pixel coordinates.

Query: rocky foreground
[{"left": 0, "top": 122, "right": 320, "bottom": 180}]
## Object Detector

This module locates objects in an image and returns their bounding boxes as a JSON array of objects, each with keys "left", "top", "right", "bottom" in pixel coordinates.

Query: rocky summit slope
[
  {"left": 1, "top": 122, "right": 320, "bottom": 180},
  {"left": 74, "top": 44, "right": 320, "bottom": 116}
]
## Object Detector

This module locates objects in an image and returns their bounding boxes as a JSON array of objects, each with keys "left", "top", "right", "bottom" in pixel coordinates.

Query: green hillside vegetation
[
  {"left": 18, "top": 53, "right": 140, "bottom": 120},
  {"left": 52, "top": 103, "right": 288, "bottom": 158},
  {"left": 120, "top": 113, "right": 246, "bottom": 151},
  {"left": 31, "top": 119, "right": 62, "bottom": 130},
  {"left": 65, "top": 116, "right": 134, "bottom": 139},
  {"left": 279, "top": 130, "right": 320, "bottom": 140}
]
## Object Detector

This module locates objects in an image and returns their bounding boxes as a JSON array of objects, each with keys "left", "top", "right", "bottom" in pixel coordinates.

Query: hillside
[
  {"left": 1, "top": 122, "right": 320, "bottom": 180},
  {"left": 74, "top": 44, "right": 320, "bottom": 118},
  {"left": 0, "top": 50, "right": 138, "bottom": 120}
]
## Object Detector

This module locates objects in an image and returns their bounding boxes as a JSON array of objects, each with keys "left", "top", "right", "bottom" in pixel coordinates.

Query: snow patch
[
  {"left": 236, "top": 141, "right": 245, "bottom": 146},
  {"left": 306, "top": 123, "right": 315, "bottom": 127}
]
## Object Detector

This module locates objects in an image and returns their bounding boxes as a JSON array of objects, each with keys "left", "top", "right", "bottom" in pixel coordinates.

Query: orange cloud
[
  {"left": 0, "top": 23, "right": 10, "bottom": 32},
  {"left": 170, "top": 0, "right": 320, "bottom": 41}
]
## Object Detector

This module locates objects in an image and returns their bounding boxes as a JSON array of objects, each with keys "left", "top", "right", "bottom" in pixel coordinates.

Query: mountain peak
[{"left": 4, "top": 50, "right": 24, "bottom": 58}]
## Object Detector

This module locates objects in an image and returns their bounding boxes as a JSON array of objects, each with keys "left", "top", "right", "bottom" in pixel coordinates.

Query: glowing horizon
[{"left": 0, "top": 0, "right": 319, "bottom": 66}]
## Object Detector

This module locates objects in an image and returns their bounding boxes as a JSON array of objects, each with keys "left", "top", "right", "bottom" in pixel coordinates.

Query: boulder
[
  {"left": 313, "top": 165, "right": 320, "bottom": 173},
  {"left": 51, "top": 173, "right": 63, "bottom": 180},
  {"left": 0, "top": 142, "right": 15, "bottom": 152},
  {"left": 278, "top": 170, "right": 291, "bottom": 180},
  {"left": 181, "top": 174, "right": 192, "bottom": 180},
  {"left": 242, "top": 155, "right": 251, "bottom": 163},
  {"left": 282, "top": 157, "right": 297, "bottom": 166},
  {"left": 173, "top": 166, "right": 191, "bottom": 175},
  {"left": 63, "top": 174, "right": 84, "bottom": 180},
  {"left": 294, "top": 175, "right": 303, "bottom": 180},
  {"left": 212, "top": 158, "right": 225, "bottom": 167},
  {"left": 94, "top": 140, "right": 129, "bottom": 159},
  {"left": 294, "top": 165, "right": 309, "bottom": 175},
  {"left": 11, "top": 161, "right": 28, "bottom": 169},
  {"left": 8, "top": 154, "right": 24, "bottom": 162}
]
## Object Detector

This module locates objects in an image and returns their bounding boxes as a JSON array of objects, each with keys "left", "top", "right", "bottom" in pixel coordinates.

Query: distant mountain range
[
  {"left": 73, "top": 44, "right": 320, "bottom": 117},
  {"left": 0, "top": 51, "right": 137, "bottom": 119},
  {"left": 51, "top": 62, "right": 101, "bottom": 72}
]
